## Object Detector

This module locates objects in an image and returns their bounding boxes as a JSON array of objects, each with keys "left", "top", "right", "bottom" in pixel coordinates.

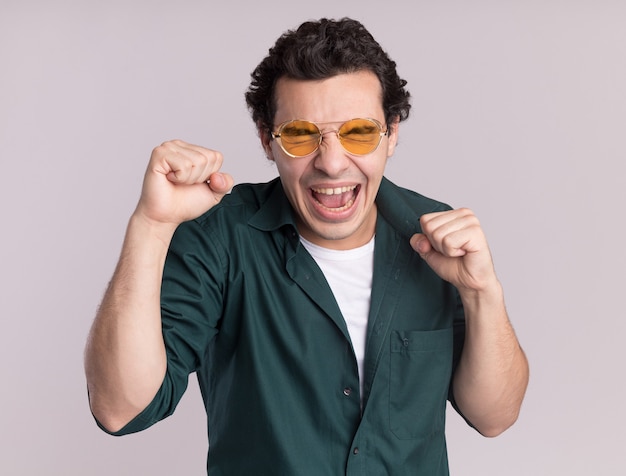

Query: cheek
[
  {"left": 364, "top": 156, "right": 388, "bottom": 181},
  {"left": 275, "top": 161, "right": 305, "bottom": 196}
]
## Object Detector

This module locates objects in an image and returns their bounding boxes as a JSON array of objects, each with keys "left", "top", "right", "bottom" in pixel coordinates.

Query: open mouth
[{"left": 311, "top": 185, "right": 359, "bottom": 212}]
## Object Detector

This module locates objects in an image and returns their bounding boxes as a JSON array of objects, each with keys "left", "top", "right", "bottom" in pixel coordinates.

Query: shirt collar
[
  {"left": 247, "top": 176, "right": 442, "bottom": 240},
  {"left": 375, "top": 176, "right": 423, "bottom": 240},
  {"left": 248, "top": 178, "right": 298, "bottom": 232}
]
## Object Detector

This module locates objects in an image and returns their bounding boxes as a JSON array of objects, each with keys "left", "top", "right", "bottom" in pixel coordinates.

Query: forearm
[
  {"left": 84, "top": 213, "right": 177, "bottom": 432},
  {"left": 452, "top": 282, "right": 529, "bottom": 437}
]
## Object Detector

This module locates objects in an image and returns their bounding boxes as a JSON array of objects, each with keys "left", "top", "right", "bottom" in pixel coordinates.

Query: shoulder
[
  {"left": 166, "top": 180, "right": 284, "bottom": 271},
  {"left": 171, "top": 178, "right": 290, "bottom": 248},
  {"left": 198, "top": 180, "right": 279, "bottom": 223}
]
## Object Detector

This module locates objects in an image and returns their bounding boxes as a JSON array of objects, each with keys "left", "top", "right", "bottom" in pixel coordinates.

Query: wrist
[
  {"left": 458, "top": 279, "right": 505, "bottom": 318},
  {"left": 127, "top": 211, "right": 179, "bottom": 253}
]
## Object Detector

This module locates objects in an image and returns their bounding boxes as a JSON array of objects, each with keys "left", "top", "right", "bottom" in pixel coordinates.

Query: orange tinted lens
[
  {"left": 278, "top": 120, "right": 320, "bottom": 157},
  {"left": 338, "top": 118, "right": 383, "bottom": 155}
]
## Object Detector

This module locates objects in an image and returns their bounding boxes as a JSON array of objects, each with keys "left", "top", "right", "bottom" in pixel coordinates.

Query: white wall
[{"left": 1, "top": 1, "right": 624, "bottom": 474}]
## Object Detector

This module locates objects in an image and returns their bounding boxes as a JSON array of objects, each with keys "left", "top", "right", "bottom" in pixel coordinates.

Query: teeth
[{"left": 312, "top": 185, "right": 357, "bottom": 195}]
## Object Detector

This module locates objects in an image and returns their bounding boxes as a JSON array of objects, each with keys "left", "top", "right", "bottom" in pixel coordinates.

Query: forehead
[{"left": 273, "top": 70, "right": 384, "bottom": 124}]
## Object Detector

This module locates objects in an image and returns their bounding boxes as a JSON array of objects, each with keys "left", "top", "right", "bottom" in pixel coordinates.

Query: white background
[{"left": 1, "top": 1, "right": 624, "bottom": 474}]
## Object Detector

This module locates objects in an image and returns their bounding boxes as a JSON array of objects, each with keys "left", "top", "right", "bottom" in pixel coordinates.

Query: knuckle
[
  {"left": 152, "top": 140, "right": 179, "bottom": 159},
  {"left": 151, "top": 144, "right": 168, "bottom": 157},
  {"left": 441, "top": 234, "right": 456, "bottom": 252},
  {"left": 212, "top": 150, "right": 224, "bottom": 167},
  {"left": 420, "top": 216, "right": 433, "bottom": 233},
  {"left": 158, "top": 139, "right": 179, "bottom": 149},
  {"left": 459, "top": 207, "right": 479, "bottom": 223}
]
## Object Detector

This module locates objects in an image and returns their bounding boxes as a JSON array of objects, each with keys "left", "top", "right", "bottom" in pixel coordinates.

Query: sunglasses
[{"left": 271, "top": 118, "right": 388, "bottom": 158}]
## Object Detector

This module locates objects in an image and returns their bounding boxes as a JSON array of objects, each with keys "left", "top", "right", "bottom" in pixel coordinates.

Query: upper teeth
[{"left": 312, "top": 185, "right": 356, "bottom": 195}]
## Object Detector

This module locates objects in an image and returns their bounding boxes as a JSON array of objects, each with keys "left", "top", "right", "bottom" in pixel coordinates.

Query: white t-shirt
[{"left": 300, "top": 236, "right": 374, "bottom": 398}]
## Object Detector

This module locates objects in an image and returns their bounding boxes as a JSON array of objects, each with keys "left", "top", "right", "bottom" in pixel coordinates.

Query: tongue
[{"left": 314, "top": 190, "right": 354, "bottom": 209}]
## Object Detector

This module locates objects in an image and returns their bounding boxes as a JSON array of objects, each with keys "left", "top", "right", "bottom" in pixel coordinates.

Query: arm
[
  {"left": 84, "top": 140, "right": 233, "bottom": 433},
  {"left": 410, "top": 208, "right": 529, "bottom": 437}
]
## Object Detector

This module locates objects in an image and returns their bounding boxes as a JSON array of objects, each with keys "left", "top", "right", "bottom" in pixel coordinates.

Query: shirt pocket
[{"left": 389, "top": 328, "right": 454, "bottom": 440}]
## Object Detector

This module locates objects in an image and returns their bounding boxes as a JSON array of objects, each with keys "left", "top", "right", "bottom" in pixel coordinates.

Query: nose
[{"left": 313, "top": 131, "right": 351, "bottom": 177}]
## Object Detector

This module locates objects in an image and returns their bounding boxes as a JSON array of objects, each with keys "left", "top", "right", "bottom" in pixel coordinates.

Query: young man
[{"left": 85, "top": 18, "right": 528, "bottom": 475}]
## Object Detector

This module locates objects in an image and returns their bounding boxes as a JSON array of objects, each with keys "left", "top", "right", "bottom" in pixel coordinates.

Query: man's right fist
[{"left": 134, "top": 140, "right": 234, "bottom": 227}]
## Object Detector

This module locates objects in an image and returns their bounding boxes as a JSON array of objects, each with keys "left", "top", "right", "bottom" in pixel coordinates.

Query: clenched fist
[
  {"left": 410, "top": 208, "right": 499, "bottom": 295},
  {"left": 134, "top": 140, "right": 234, "bottom": 227}
]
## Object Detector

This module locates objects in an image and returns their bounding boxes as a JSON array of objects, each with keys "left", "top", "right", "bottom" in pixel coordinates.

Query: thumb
[
  {"left": 208, "top": 172, "right": 234, "bottom": 196},
  {"left": 410, "top": 233, "right": 432, "bottom": 257},
  {"left": 410, "top": 232, "right": 450, "bottom": 281}
]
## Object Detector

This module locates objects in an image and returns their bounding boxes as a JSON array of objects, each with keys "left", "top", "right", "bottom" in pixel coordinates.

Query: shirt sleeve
[{"left": 97, "top": 218, "right": 226, "bottom": 436}]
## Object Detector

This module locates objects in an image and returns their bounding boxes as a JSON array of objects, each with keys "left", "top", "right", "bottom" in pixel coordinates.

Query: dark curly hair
[{"left": 245, "top": 18, "right": 411, "bottom": 135}]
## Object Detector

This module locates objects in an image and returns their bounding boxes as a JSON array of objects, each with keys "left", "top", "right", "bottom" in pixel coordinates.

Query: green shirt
[{"left": 104, "top": 177, "right": 467, "bottom": 475}]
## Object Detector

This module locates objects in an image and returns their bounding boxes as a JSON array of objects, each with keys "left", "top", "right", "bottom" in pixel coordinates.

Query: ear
[
  {"left": 386, "top": 118, "right": 400, "bottom": 157},
  {"left": 259, "top": 128, "right": 275, "bottom": 161}
]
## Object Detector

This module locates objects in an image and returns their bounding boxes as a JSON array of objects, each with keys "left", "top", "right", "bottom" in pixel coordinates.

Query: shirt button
[
  {"left": 403, "top": 338, "right": 410, "bottom": 347},
  {"left": 353, "top": 447, "right": 359, "bottom": 455},
  {"left": 343, "top": 387, "right": 352, "bottom": 396}
]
